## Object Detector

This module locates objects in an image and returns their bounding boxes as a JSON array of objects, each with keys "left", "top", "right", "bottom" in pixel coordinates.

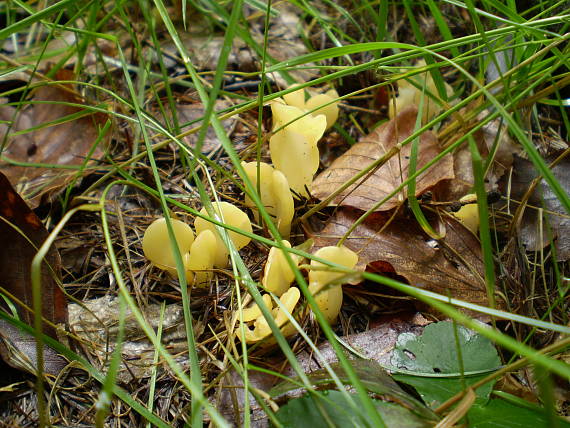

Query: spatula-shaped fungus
[
  {"left": 241, "top": 287, "right": 301, "bottom": 344},
  {"left": 243, "top": 161, "right": 294, "bottom": 238},
  {"left": 261, "top": 241, "right": 300, "bottom": 297},
  {"left": 142, "top": 217, "right": 195, "bottom": 279},
  {"left": 187, "top": 229, "right": 217, "bottom": 286},
  {"left": 389, "top": 60, "right": 453, "bottom": 123},
  {"left": 194, "top": 202, "right": 252, "bottom": 268},
  {"left": 308, "top": 246, "right": 358, "bottom": 323}
]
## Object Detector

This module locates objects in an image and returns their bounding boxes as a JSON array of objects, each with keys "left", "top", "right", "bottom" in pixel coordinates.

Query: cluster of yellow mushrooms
[
  {"left": 143, "top": 85, "right": 360, "bottom": 344},
  {"left": 142, "top": 78, "right": 481, "bottom": 345}
]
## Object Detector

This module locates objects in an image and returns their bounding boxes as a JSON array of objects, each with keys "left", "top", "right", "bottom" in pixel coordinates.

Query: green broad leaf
[
  {"left": 270, "top": 360, "right": 438, "bottom": 422},
  {"left": 391, "top": 321, "right": 501, "bottom": 407},
  {"left": 275, "top": 391, "right": 432, "bottom": 428},
  {"left": 468, "top": 397, "right": 570, "bottom": 428}
]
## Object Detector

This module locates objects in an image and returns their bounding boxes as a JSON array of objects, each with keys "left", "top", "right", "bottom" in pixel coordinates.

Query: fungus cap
[
  {"left": 304, "top": 89, "right": 340, "bottom": 130},
  {"left": 453, "top": 194, "right": 479, "bottom": 234},
  {"left": 187, "top": 229, "right": 217, "bottom": 286},
  {"left": 282, "top": 84, "right": 306, "bottom": 109},
  {"left": 308, "top": 246, "right": 359, "bottom": 323},
  {"left": 142, "top": 217, "right": 195, "bottom": 271},
  {"left": 262, "top": 240, "right": 299, "bottom": 297},
  {"left": 270, "top": 128, "right": 320, "bottom": 197},
  {"left": 243, "top": 287, "right": 301, "bottom": 343},
  {"left": 270, "top": 102, "right": 327, "bottom": 147},
  {"left": 194, "top": 202, "right": 252, "bottom": 268}
]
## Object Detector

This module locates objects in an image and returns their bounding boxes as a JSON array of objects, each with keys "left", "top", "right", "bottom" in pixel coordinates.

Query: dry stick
[{"left": 434, "top": 336, "right": 570, "bottom": 414}]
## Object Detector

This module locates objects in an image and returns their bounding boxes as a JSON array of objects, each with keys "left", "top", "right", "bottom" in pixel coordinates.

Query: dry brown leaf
[
  {"left": 0, "top": 172, "right": 67, "bottom": 375},
  {"left": 311, "top": 106, "right": 454, "bottom": 212},
  {"left": 0, "top": 73, "right": 109, "bottom": 207},
  {"left": 312, "top": 208, "right": 501, "bottom": 309}
]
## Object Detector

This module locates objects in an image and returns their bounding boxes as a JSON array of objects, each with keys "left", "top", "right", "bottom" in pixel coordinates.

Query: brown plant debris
[{"left": 311, "top": 106, "right": 454, "bottom": 211}]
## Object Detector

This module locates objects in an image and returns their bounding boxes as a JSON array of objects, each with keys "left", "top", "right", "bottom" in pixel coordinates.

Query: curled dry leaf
[
  {"left": 506, "top": 155, "right": 570, "bottom": 261},
  {"left": 0, "top": 72, "right": 109, "bottom": 207},
  {"left": 0, "top": 172, "right": 67, "bottom": 376},
  {"left": 312, "top": 207, "right": 502, "bottom": 309},
  {"left": 311, "top": 106, "right": 454, "bottom": 212}
]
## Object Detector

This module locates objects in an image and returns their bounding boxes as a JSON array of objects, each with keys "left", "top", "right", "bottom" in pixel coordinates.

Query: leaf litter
[
  {"left": 311, "top": 106, "right": 454, "bottom": 211},
  {"left": 0, "top": 171, "right": 67, "bottom": 376},
  {"left": 0, "top": 70, "right": 109, "bottom": 207},
  {"left": 312, "top": 207, "right": 501, "bottom": 310}
]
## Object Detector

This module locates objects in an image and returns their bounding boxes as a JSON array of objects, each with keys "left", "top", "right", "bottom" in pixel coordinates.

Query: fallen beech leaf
[
  {"left": 0, "top": 71, "right": 109, "bottom": 207},
  {"left": 0, "top": 172, "right": 67, "bottom": 375},
  {"left": 313, "top": 208, "right": 501, "bottom": 309},
  {"left": 311, "top": 106, "right": 454, "bottom": 211},
  {"left": 507, "top": 155, "right": 570, "bottom": 261}
]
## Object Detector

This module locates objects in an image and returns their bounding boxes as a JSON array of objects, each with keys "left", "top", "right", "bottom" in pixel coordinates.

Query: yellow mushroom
[
  {"left": 142, "top": 217, "right": 195, "bottom": 280},
  {"left": 186, "top": 229, "right": 217, "bottom": 286},
  {"left": 271, "top": 102, "right": 327, "bottom": 147},
  {"left": 242, "top": 161, "right": 294, "bottom": 238},
  {"left": 304, "top": 89, "right": 340, "bottom": 130},
  {"left": 389, "top": 60, "right": 453, "bottom": 123},
  {"left": 240, "top": 294, "right": 273, "bottom": 322},
  {"left": 241, "top": 287, "right": 301, "bottom": 344},
  {"left": 308, "top": 246, "right": 359, "bottom": 323},
  {"left": 194, "top": 202, "right": 253, "bottom": 268},
  {"left": 270, "top": 128, "right": 320, "bottom": 197},
  {"left": 282, "top": 84, "right": 306, "bottom": 109},
  {"left": 261, "top": 241, "right": 300, "bottom": 297},
  {"left": 453, "top": 194, "right": 479, "bottom": 235}
]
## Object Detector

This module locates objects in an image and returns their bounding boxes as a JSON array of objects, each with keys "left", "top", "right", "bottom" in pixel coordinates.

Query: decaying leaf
[
  {"left": 0, "top": 172, "right": 67, "bottom": 375},
  {"left": 311, "top": 106, "right": 454, "bottom": 211},
  {"left": 312, "top": 207, "right": 501, "bottom": 309},
  {"left": 0, "top": 73, "right": 109, "bottom": 207},
  {"left": 507, "top": 155, "right": 570, "bottom": 261}
]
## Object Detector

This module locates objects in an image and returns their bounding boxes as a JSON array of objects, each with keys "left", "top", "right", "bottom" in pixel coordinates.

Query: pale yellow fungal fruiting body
[
  {"left": 282, "top": 84, "right": 305, "bottom": 109},
  {"left": 270, "top": 128, "right": 320, "bottom": 197},
  {"left": 187, "top": 230, "right": 217, "bottom": 286},
  {"left": 142, "top": 217, "right": 195, "bottom": 272},
  {"left": 241, "top": 294, "right": 273, "bottom": 322},
  {"left": 304, "top": 89, "right": 340, "bottom": 130},
  {"left": 271, "top": 170, "right": 294, "bottom": 238},
  {"left": 241, "top": 287, "right": 301, "bottom": 343},
  {"left": 262, "top": 240, "right": 299, "bottom": 297},
  {"left": 194, "top": 202, "right": 253, "bottom": 268},
  {"left": 271, "top": 103, "right": 327, "bottom": 147},
  {"left": 453, "top": 194, "right": 480, "bottom": 235},
  {"left": 242, "top": 161, "right": 294, "bottom": 238},
  {"left": 389, "top": 60, "right": 453, "bottom": 123},
  {"left": 308, "top": 246, "right": 359, "bottom": 323}
]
